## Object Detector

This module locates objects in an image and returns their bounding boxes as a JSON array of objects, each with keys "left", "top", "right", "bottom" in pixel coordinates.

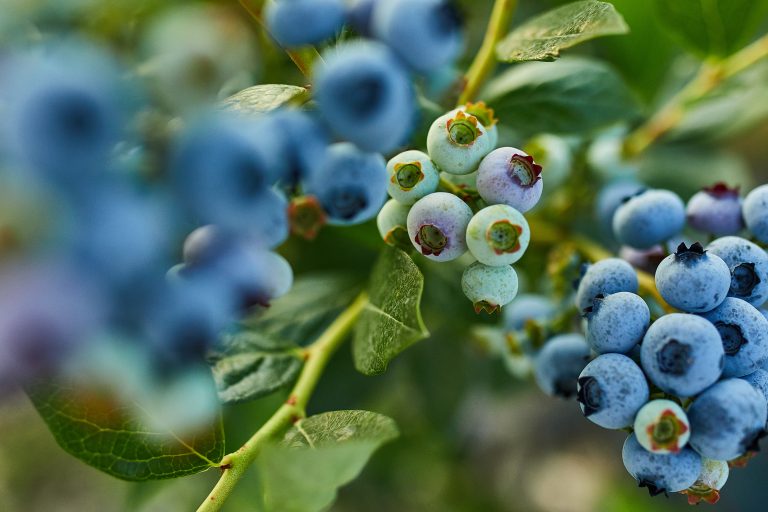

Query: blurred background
[{"left": 1, "top": 0, "right": 768, "bottom": 511}]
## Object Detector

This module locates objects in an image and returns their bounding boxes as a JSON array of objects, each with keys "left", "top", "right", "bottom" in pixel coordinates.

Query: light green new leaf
[
  {"left": 255, "top": 410, "right": 399, "bottom": 512},
  {"left": 211, "top": 274, "right": 360, "bottom": 404},
  {"left": 220, "top": 84, "right": 307, "bottom": 113},
  {"left": 27, "top": 377, "right": 224, "bottom": 481},
  {"left": 352, "top": 248, "right": 429, "bottom": 376},
  {"left": 497, "top": 1, "right": 629, "bottom": 62},
  {"left": 654, "top": 0, "right": 768, "bottom": 57},
  {"left": 483, "top": 57, "right": 638, "bottom": 136}
]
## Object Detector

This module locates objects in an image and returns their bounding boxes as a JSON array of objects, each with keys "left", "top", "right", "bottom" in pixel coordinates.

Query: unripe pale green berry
[
  {"left": 633, "top": 399, "right": 690, "bottom": 454},
  {"left": 466, "top": 204, "right": 530, "bottom": 266},
  {"left": 451, "top": 101, "right": 499, "bottom": 149},
  {"left": 427, "top": 110, "right": 493, "bottom": 175},
  {"left": 386, "top": 150, "right": 440, "bottom": 205},
  {"left": 682, "top": 458, "right": 729, "bottom": 505},
  {"left": 377, "top": 199, "right": 410, "bottom": 249},
  {"left": 461, "top": 262, "right": 518, "bottom": 314}
]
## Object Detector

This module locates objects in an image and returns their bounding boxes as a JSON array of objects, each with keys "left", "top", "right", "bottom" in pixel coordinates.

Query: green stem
[
  {"left": 457, "top": 0, "right": 517, "bottom": 106},
  {"left": 624, "top": 32, "right": 768, "bottom": 157},
  {"left": 196, "top": 292, "right": 368, "bottom": 512}
]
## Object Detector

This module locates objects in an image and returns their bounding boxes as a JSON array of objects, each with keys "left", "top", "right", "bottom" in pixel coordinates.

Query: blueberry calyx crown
[
  {"left": 683, "top": 485, "right": 722, "bottom": 505},
  {"left": 619, "top": 187, "right": 648, "bottom": 204},
  {"left": 288, "top": 195, "right": 327, "bottom": 240},
  {"left": 647, "top": 409, "right": 688, "bottom": 452},
  {"left": 473, "top": 300, "right": 500, "bottom": 315},
  {"left": 462, "top": 101, "right": 497, "bottom": 129},
  {"left": 446, "top": 110, "right": 483, "bottom": 146},
  {"left": 731, "top": 262, "right": 761, "bottom": 297},
  {"left": 674, "top": 242, "right": 706, "bottom": 263},
  {"left": 581, "top": 294, "right": 605, "bottom": 318},
  {"left": 638, "top": 479, "right": 668, "bottom": 497},
  {"left": 507, "top": 154, "right": 542, "bottom": 187},
  {"left": 383, "top": 226, "right": 411, "bottom": 251},
  {"left": 576, "top": 376, "right": 602, "bottom": 416},
  {"left": 714, "top": 321, "right": 748, "bottom": 355},
  {"left": 415, "top": 224, "right": 448, "bottom": 256},
  {"left": 485, "top": 219, "right": 522, "bottom": 255},
  {"left": 703, "top": 182, "right": 740, "bottom": 198},
  {"left": 392, "top": 161, "right": 424, "bottom": 190},
  {"left": 657, "top": 339, "right": 693, "bottom": 376}
]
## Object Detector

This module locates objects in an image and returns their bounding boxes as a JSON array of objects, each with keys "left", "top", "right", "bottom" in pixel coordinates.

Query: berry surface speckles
[
  {"left": 622, "top": 433, "right": 702, "bottom": 495},
  {"left": 707, "top": 236, "right": 768, "bottom": 306},
  {"left": 613, "top": 189, "right": 685, "bottom": 249},
  {"left": 655, "top": 242, "right": 730, "bottom": 313},
  {"left": 701, "top": 297, "right": 768, "bottom": 377},
  {"left": 585, "top": 292, "right": 649, "bottom": 354}
]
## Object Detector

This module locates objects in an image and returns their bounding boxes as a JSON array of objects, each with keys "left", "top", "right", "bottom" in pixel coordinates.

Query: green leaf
[
  {"left": 654, "top": 0, "right": 768, "bottom": 57},
  {"left": 352, "top": 248, "right": 429, "bottom": 376},
  {"left": 26, "top": 376, "right": 224, "bottom": 481},
  {"left": 211, "top": 274, "right": 360, "bottom": 404},
  {"left": 483, "top": 57, "right": 638, "bottom": 136},
  {"left": 496, "top": 1, "right": 629, "bottom": 62},
  {"left": 220, "top": 84, "right": 308, "bottom": 113},
  {"left": 255, "top": 410, "right": 399, "bottom": 512}
]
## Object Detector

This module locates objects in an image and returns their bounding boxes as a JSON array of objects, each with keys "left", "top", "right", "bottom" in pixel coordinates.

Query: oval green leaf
[{"left": 220, "top": 84, "right": 308, "bottom": 113}]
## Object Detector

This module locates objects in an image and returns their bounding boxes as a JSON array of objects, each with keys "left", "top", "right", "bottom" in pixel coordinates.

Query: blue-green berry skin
[
  {"left": 427, "top": 112, "right": 492, "bottom": 175},
  {"left": 585, "top": 292, "right": 650, "bottom": 354},
  {"left": 533, "top": 334, "right": 591, "bottom": 399},
  {"left": 640, "top": 314, "right": 724, "bottom": 397},
  {"left": 372, "top": 0, "right": 463, "bottom": 74},
  {"left": 613, "top": 189, "right": 685, "bottom": 249},
  {"left": 461, "top": 262, "right": 519, "bottom": 312},
  {"left": 575, "top": 258, "right": 638, "bottom": 312},
  {"left": 266, "top": 0, "right": 345, "bottom": 47},
  {"left": 744, "top": 185, "right": 768, "bottom": 243},
  {"left": 449, "top": 106, "right": 498, "bottom": 149},
  {"left": 503, "top": 294, "right": 556, "bottom": 331},
  {"left": 622, "top": 434, "right": 702, "bottom": 494},
  {"left": 476, "top": 147, "right": 544, "bottom": 213},
  {"left": 655, "top": 247, "right": 730, "bottom": 313},
  {"left": 742, "top": 369, "right": 768, "bottom": 404},
  {"left": 466, "top": 204, "right": 530, "bottom": 266},
  {"left": 576, "top": 354, "right": 649, "bottom": 429},
  {"left": 386, "top": 150, "right": 439, "bottom": 205},
  {"left": 686, "top": 187, "right": 744, "bottom": 236},
  {"left": 707, "top": 236, "right": 768, "bottom": 306},
  {"left": 314, "top": 41, "right": 414, "bottom": 153},
  {"left": 701, "top": 297, "right": 768, "bottom": 377},
  {"left": 376, "top": 199, "right": 410, "bottom": 246},
  {"left": 688, "top": 378, "right": 768, "bottom": 460},
  {"left": 406, "top": 192, "right": 472, "bottom": 262},
  {"left": 304, "top": 143, "right": 387, "bottom": 226}
]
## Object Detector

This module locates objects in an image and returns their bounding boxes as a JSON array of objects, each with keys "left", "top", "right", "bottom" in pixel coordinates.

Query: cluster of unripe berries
[
  {"left": 529, "top": 182, "right": 768, "bottom": 503},
  {"left": 376, "top": 103, "right": 544, "bottom": 313}
]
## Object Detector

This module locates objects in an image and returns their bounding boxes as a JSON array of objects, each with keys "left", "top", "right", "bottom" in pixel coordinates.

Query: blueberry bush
[{"left": 1, "top": 1, "right": 768, "bottom": 511}]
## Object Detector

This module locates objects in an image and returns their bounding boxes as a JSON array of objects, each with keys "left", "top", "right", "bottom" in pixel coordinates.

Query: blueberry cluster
[{"left": 376, "top": 104, "right": 545, "bottom": 313}]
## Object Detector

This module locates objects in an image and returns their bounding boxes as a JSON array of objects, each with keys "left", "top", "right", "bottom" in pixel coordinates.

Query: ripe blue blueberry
[
  {"left": 613, "top": 189, "right": 685, "bottom": 249},
  {"left": 461, "top": 262, "right": 519, "bottom": 314},
  {"left": 533, "top": 333, "right": 590, "bottom": 398},
  {"left": 406, "top": 192, "right": 472, "bottom": 261},
  {"left": 476, "top": 147, "right": 544, "bottom": 213},
  {"left": 314, "top": 41, "right": 414, "bottom": 153},
  {"left": 503, "top": 294, "right": 557, "bottom": 331},
  {"left": 622, "top": 433, "right": 702, "bottom": 495},
  {"left": 269, "top": 109, "right": 330, "bottom": 186},
  {"left": 633, "top": 399, "right": 690, "bottom": 454},
  {"left": 376, "top": 199, "right": 410, "bottom": 249},
  {"left": 386, "top": 150, "right": 440, "bottom": 205},
  {"left": 576, "top": 353, "right": 649, "bottom": 429},
  {"left": 466, "top": 204, "right": 530, "bottom": 266},
  {"left": 372, "top": 0, "right": 463, "bottom": 74},
  {"left": 304, "top": 142, "right": 388, "bottom": 226},
  {"left": 687, "top": 378, "right": 767, "bottom": 460},
  {"left": 584, "top": 292, "right": 650, "bottom": 354},
  {"left": 640, "top": 314, "right": 724, "bottom": 397},
  {"left": 707, "top": 236, "right": 768, "bottom": 306},
  {"left": 265, "top": 0, "right": 346, "bottom": 47},
  {"left": 452, "top": 102, "right": 498, "bottom": 149},
  {"left": 595, "top": 179, "right": 644, "bottom": 236},
  {"left": 701, "top": 297, "right": 768, "bottom": 377},
  {"left": 742, "top": 368, "right": 768, "bottom": 404},
  {"left": 686, "top": 183, "right": 744, "bottom": 236},
  {"left": 575, "top": 258, "right": 638, "bottom": 312},
  {"left": 655, "top": 242, "right": 731, "bottom": 313},
  {"left": 427, "top": 110, "right": 493, "bottom": 175},
  {"left": 743, "top": 184, "right": 768, "bottom": 243}
]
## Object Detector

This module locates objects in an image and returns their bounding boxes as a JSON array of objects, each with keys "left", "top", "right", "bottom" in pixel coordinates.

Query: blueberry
[
  {"left": 376, "top": 199, "right": 410, "bottom": 249},
  {"left": 265, "top": 0, "right": 346, "bottom": 47},
  {"left": 372, "top": 0, "right": 463, "bottom": 74},
  {"left": 575, "top": 258, "right": 638, "bottom": 312},
  {"left": 743, "top": 184, "right": 768, "bottom": 243},
  {"left": 503, "top": 294, "right": 557, "bottom": 331},
  {"left": 634, "top": 399, "right": 690, "bottom": 454},
  {"left": 476, "top": 147, "right": 544, "bottom": 213},
  {"left": 406, "top": 192, "right": 472, "bottom": 261},
  {"left": 466, "top": 204, "right": 530, "bottom": 266},
  {"left": 533, "top": 333, "right": 590, "bottom": 398},
  {"left": 655, "top": 242, "right": 730, "bottom": 313},
  {"left": 304, "top": 142, "right": 388, "bottom": 226},
  {"left": 687, "top": 378, "right": 767, "bottom": 460},
  {"left": 461, "top": 262, "right": 519, "bottom": 314},
  {"left": 269, "top": 109, "right": 330, "bottom": 186},
  {"left": 453, "top": 102, "right": 498, "bottom": 149},
  {"left": 701, "top": 297, "right": 768, "bottom": 377},
  {"left": 707, "top": 236, "right": 768, "bottom": 306},
  {"left": 682, "top": 458, "right": 729, "bottom": 505},
  {"left": 347, "top": 0, "right": 377, "bottom": 36},
  {"left": 640, "top": 313, "right": 724, "bottom": 397},
  {"left": 622, "top": 433, "right": 702, "bottom": 495},
  {"left": 742, "top": 369, "right": 768, "bottom": 404},
  {"left": 584, "top": 292, "right": 650, "bottom": 354},
  {"left": 427, "top": 110, "right": 493, "bottom": 176},
  {"left": 386, "top": 150, "right": 440, "bottom": 205},
  {"left": 595, "top": 179, "right": 644, "bottom": 236},
  {"left": 314, "top": 41, "right": 414, "bottom": 153},
  {"left": 613, "top": 189, "right": 685, "bottom": 249},
  {"left": 576, "top": 353, "right": 649, "bottom": 429},
  {"left": 686, "top": 183, "right": 744, "bottom": 236}
]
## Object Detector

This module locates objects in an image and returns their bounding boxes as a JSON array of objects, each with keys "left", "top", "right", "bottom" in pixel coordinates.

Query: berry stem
[
  {"left": 196, "top": 292, "right": 369, "bottom": 512},
  {"left": 457, "top": 0, "right": 517, "bottom": 106},
  {"left": 624, "top": 32, "right": 768, "bottom": 157}
]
